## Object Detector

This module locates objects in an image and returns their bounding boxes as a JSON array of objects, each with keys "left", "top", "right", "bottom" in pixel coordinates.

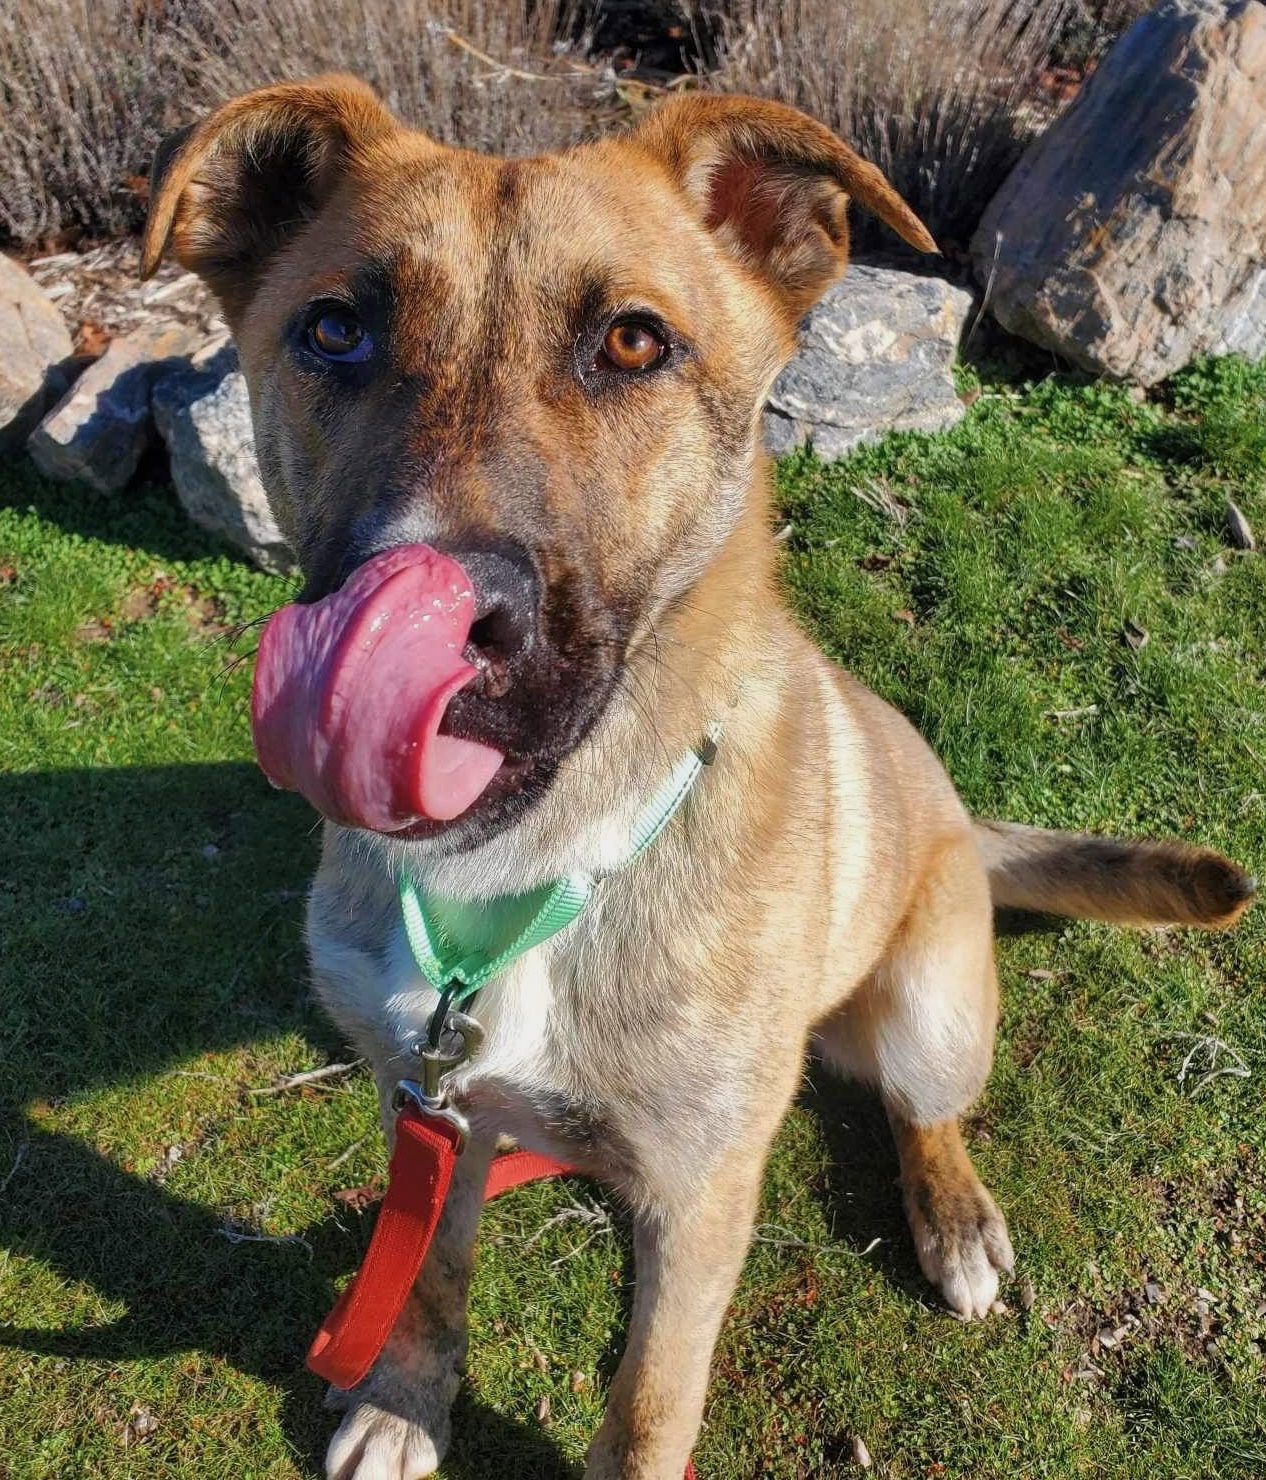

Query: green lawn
[{"left": 1, "top": 357, "right": 1263, "bottom": 1479}]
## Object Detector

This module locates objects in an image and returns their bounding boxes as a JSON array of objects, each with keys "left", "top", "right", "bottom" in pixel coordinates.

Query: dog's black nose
[{"left": 453, "top": 544, "right": 540, "bottom": 669}]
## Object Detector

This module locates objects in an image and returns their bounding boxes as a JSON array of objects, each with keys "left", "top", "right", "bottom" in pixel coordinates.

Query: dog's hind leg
[{"left": 816, "top": 828, "right": 1014, "bottom": 1319}]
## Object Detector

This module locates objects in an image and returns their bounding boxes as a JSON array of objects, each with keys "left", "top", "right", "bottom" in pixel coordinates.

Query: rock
[
  {"left": 152, "top": 345, "right": 293, "bottom": 573},
  {"left": 28, "top": 325, "right": 199, "bottom": 492},
  {"left": 0, "top": 254, "right": 74, "bottom": 449},
  {"left": 763, "top": 265, "right": 973, "bottom": 459},
  {"left": 972, "top": 0, "right": 1266, "bottom": 385},
  {"left": 1225, "top": 499, "right": 1256, "bottom": 549}
]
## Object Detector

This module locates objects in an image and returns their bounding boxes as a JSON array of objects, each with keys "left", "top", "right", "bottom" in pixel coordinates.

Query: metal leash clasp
[{"left": 392, "top": 1007, "right": 483, "bottom": 1153}]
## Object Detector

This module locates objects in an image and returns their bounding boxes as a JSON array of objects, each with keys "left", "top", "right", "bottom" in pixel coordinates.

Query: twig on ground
[
  {"left": 0, "top": 1136, "right": 29, "bottom": 1196},
  {"left": 753, "top": 1223, "right": 882, "bottom": 1259},
  {"left": 964, "top": 228, "right": 1002, "bottom": 351},
  {"left": 854, "top": 478, "right": 912, "bottom": 527},
  {"left": 1044, "top": 705, "right": 1098, "bottom": 720},
  {"left": 1176, "top": 1034, "right": 1251, "bottom": 1096},
  {"left": 440, "top": 26, "right": 561, "bottom": 83},
  {"left": 249, "top": 1060, "right": 364, "bottom": 1096},
  {"left": 439, "top": 26, "right": 624, "bottom": 90},
  {"left": 327, "top": 1135, "right": 370, "bottom": 1171},
  {"left": 524, "top": 1189, "right": 613, "bottom": 1260},
  {"left": 217, "top": 1225, "right": 313, "bottom": 1258}
]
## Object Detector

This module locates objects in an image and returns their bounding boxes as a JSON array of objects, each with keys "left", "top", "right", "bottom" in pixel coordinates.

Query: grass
[{"left": 1, "top": 357, "right": 1264, "bottom": 1478}]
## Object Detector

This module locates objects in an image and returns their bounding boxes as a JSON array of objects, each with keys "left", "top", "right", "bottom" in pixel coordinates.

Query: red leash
[{"left": 309, "top": 1107, "right": 696, "bottom": 1478}]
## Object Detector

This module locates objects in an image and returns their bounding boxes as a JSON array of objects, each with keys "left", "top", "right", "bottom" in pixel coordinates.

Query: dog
[{"left": 141, "top": 76, "right": 1255, "bottom": 1480}]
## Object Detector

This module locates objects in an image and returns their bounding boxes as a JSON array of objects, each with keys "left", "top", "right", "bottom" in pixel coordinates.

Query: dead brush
[
  {"left": 181, "top": 0, "right": 599, "bottom": 155},
  {"left": 1, "top": 0, "right": 1148, "bottom": 251},
  {"left": 704, "top": 0, "right": 1084, "bottom": 251},
  {"left": 0, "top": 0, "right": 185, "bottom": 244},
  {"left": 0, "top": 0, "right": 595, "bottom": 247}
]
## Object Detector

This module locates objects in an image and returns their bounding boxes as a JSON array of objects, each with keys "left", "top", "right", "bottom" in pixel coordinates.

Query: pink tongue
[{"left": 251, "top": 545, "right": 504, "bottom": 831}]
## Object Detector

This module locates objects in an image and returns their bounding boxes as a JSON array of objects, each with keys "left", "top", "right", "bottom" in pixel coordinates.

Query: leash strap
[
  {"left": 308, "top": 1121, "right": 697, "bottom": 1478},
  {"left": 308, "top": 1108, "right": 463, "bottom": 1388},
  {"left": 312, "top": 738, "right": 720, "bottom": 1469}
]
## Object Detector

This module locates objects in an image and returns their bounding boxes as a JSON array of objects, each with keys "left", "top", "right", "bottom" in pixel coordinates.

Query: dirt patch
[
  {"left": 119, "top": 584, "right": 159, "bottom": 622},
  {"left": 75, "top": 617, "right": 114, "bottom": 643},
  {"left": 1051, "top": 1148, "right": 1266, "bottom": 1387},
  {"left": 116, "top": 576, "right": 230, "bottom": 635},
  {"left": 184, "top": 589, "right": 228, "bottom": 635}
]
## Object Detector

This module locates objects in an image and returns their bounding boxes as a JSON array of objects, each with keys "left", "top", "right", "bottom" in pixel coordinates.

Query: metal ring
[{"left": 392, "top": 1078, "right": 470, "bottom": 1153}]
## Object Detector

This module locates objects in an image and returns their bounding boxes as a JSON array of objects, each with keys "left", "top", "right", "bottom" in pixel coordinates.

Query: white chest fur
[{"left": 378, "top": 915, "right": 563, "bottom": 1106}]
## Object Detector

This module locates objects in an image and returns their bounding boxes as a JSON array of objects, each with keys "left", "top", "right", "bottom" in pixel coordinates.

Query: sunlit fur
[{"left": 143, "top": 78, "right": 1255, "bottom": 1480}]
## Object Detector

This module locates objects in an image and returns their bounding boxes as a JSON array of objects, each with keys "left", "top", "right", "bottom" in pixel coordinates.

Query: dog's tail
[{"left": 973, "top": 820, "right": 1256, "bottom": 928}]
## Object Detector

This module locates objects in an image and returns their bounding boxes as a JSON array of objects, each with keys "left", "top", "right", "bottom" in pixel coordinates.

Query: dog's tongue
[{"left": 251, "top": 545, "right": 504, "bottom": 831}]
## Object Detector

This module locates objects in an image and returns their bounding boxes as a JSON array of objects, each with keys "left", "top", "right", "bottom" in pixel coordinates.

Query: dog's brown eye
[
  {"left": 599, "top": 320, "right": 667, "bottom": 374},
  {"left": 307, "top": 308, "right": 372, "bottom": 363}
]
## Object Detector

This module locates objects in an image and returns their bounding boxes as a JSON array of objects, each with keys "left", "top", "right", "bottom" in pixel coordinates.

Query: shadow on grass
[
  {"left": 0, "top": 450, "right": 282, "bottom": 573},
  {"left": 0, "top": 758, "right": 1068, "bottom": 1476},
  {"left": 0, "top": 761, "right": 573, "bottom": 1479},
  {"left": 796, "top": 1068, "right": 932, "bottom": 1306},
  {"left": 799, "top": 904, "right": 1066, "bottom": 1308}
]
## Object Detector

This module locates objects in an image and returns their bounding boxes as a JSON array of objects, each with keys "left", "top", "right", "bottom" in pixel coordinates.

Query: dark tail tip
[{"left": 1188, "top": 853, "right": 1257, "bottom": 927}]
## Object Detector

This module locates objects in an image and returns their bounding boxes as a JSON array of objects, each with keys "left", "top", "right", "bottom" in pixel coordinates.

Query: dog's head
[{"left": 144, "top": 77, "right": 933, "bottom": 844}]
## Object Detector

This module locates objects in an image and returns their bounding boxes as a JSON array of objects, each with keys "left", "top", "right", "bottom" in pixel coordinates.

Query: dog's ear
[
  {"left": 140, "top": 74, "right": 400, "bottom": 310},
  {"left": 631, "top": 93, "right": 936, "bottom": 317}
]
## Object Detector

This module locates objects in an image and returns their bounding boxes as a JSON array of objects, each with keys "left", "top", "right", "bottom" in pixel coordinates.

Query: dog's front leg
[
  {"left": 325, "top": 1111, "right": 494, "bottom": 1480},
  {"left": 585, "top": 1146, "right": 766, "bottom": 1480}
]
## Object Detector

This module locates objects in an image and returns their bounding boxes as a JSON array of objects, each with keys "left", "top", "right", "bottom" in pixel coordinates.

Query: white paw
[
  {"left": 907, "top": 1181, "right": 1014, "bottom": 1321},
  {"left": 325, "top": 1400, "right": 445, "bottom": 1480}
]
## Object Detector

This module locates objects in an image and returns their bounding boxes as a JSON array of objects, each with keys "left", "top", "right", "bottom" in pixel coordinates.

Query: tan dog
[{"left": 143, "top": 77, "right": 1255, "bottom": 1480}]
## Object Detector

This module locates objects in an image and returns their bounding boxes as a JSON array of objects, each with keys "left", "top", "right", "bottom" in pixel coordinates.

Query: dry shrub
[
  {"left": 184, "top": 0, "right": 595, "bottom": 155},
  {"left": 0, "top": 0, "right": 185, "bottom": 244},
  {"left": 0, "top": 0, "right": 596, "bottom": 247},
  {"left": 705, "top": 0, "right": 1085, "bottom": 251},
  {"left": 1, "top": 0, "right": 1149, "bottom": 251}
]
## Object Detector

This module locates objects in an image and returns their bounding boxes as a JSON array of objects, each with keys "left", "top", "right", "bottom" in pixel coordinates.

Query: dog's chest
[{"left": 378, "top": 918, "right": 615, "bottom": 1159}]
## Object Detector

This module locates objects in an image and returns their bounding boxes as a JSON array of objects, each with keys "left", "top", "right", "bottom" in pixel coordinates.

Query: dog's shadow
[
  {"left": 0, "top": 760, "right": 575, "bottom": 1478},
  {"left": 794, "top": 1071, "right": 934, "bottom": 1307}
]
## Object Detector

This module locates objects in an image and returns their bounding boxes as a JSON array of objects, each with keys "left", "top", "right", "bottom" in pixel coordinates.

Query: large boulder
[
  {"left": 0, "top": 254, "right": 74, "bottom": 449},
  {"left": 763, "top": 265, "right": 973, "bottom": 459},
  {"left": 152, "top": 345, "right": 293, "bottom": 574},
  {"left": 28, "top": 324, "right": 199, "bottom": 492},
  {"left": 972, "top": 0, "right": 1266, "bottom": 385}
]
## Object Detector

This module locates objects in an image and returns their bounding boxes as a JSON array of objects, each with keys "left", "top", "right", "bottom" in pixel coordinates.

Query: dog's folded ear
[
  {"left": 630, "top": 93, "right": 936, "bottom": 318},
  {"left": 140, "top": 75, "right": 400, "bottom": 313}
]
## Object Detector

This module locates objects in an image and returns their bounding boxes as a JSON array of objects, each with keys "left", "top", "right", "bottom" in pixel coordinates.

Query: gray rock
[
  {"left": 972, "top": 0, "right": 1266, "bottom": 385},
  {"left": 152, "top": 345, "right": 293, "bottom": 573},
  {"left": 764, "top": 265, "right": 973, "bottom": 459},
  {"left": 28, "top": 324, "right": 200, "bottom": 492},
  {"left": 0, "top": 254, "right": 74, "bottom": 449}
]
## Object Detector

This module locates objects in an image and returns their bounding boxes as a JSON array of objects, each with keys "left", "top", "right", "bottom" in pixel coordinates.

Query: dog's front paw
[
  {"left": 904, "top": 1173, "right": 1014, "bottom": 1321},
  {"left": 325, "top": 1396, "right": 448, "bottom": 1480}
]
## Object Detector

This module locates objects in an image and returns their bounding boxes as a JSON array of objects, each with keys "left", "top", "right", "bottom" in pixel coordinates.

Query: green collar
[{"left": 399, "top": 726, "right": 719, "bottom": 1010}]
